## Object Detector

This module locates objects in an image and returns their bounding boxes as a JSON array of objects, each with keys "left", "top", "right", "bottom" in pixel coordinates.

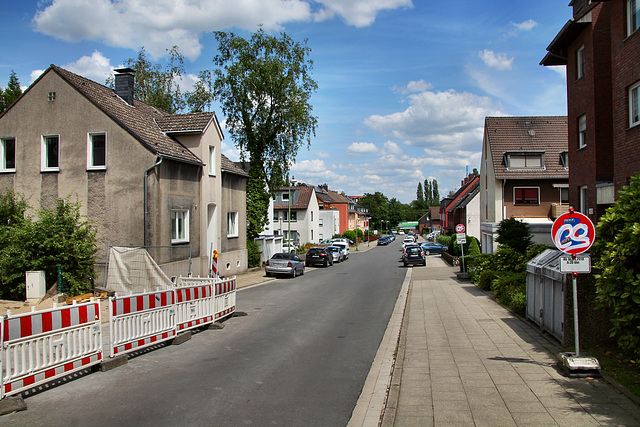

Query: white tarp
[{"left": 105, "top": 246, "right": 174, "bottom": 295}]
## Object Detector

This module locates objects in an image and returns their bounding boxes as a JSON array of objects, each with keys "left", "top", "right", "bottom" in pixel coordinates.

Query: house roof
[
  {"left": 484, "top": 116, "right": 568, "bottom": 180},
  {"left": 46, "top": 65, "right": 205, "bottom": 165},
  {"left": 448, "top": 183, "right": 479, "bottom": 211},
  {"left": 221, "top": 155, "right": 250, "bottom": 178},
  {"left": 274, "top": 185, "right": 315, "bottom": 210},
  {"left": 445, "top": 176, "right": 480, "bottom": 213}
]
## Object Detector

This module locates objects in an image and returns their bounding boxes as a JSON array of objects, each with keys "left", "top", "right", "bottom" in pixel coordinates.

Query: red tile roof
[
  {"left": 274, "top": 185, "right": 314, "bottom": 210},
  {"left": 485, "top": 116, "right": 568, "bottom": 180}
]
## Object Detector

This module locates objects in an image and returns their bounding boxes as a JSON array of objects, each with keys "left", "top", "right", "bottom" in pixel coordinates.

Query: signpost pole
[{"left": 572, "top": 268, "right": 580, "bottom": 357}]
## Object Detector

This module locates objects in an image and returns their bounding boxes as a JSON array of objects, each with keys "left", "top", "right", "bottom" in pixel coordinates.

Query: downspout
[
  {"left": 502, "top": 179, "right": 507, "bottom": 220},
  {"left": 144, "top": 156, "right": 164, "bottom": 247}
]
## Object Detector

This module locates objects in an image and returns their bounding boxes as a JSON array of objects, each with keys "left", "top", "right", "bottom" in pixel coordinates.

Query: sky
[{"left": 1, "top": 0, "right": 571, "bottom": 204}]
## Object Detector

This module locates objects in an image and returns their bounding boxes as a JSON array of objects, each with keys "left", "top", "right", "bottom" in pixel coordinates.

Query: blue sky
[{"left": 1, "top": 0, "right": 571, "bottom": 203}]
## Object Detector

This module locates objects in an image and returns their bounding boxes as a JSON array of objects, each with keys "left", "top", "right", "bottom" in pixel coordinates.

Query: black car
[
  {"left": 377, "top": 236, "right": 391, "bottom": 245},
  {"left": 403, "top": 245, "right": 426, "bottom": 267},
  {"left": 305, "top": 247, "right": 334, "bottom": 267}
]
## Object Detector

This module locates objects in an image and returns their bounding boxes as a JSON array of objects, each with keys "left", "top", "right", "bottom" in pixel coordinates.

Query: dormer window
[
  {"left": 505, "top": 152, "right": 544, "bottom": 169},
  {"left": 560, "top": 151, "right": 569, "bottom": 169}
]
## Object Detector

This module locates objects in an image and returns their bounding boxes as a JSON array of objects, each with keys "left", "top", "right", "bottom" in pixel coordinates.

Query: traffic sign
[
  {"left": 456, "top": 234, "right": 466, "bottom": 244},
  {"left": 560, "top": 255, "right": 591, "bottom": 273},
  {"left": 455, "top": 224, "right": 465, "bottom": 234},
  {"left": 551, "top": 210, "right": 595, "bottom": 255}
]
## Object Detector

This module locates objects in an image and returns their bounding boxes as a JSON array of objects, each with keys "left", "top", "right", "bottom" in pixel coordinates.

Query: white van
[{"left": 332, "top": 241, "right": 350, "bottom": 259}]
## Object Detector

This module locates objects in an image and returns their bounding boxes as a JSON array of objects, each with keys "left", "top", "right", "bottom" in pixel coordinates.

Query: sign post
[
  {"left": 456, "top": 224, "right": 466, "bottom": 273},
  {"left": 551, "top": 207, "right": 599, "bottom": 374},
  {"left": 210, "top": 245, "right": 219, "bottom": 279}
]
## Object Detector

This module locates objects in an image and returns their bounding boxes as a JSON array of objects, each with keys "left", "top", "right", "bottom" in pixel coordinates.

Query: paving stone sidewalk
[{"left": 383, "top": 256, "right": 640, "bottom": 427}]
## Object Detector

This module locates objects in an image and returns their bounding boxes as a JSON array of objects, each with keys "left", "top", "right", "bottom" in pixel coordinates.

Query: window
[
  {"left": 578, "top": 115, "right": 587, "bottom": 149},
  {"left": 0, "top": 138, "right": 16, "bottom": 172},
  {"left": 514, "top": 187, "right": 539, "bottom": 205},
  {"left": 48, "top": 92, "right": 56, "bottom": 102},
  {"left": 208, "top": 146, "right": 216, "bottom": 176},
  {"left": 282, "top": 192, "right": 289, "bottom": 201},
  {"left": 507, "top": 153, "right": 543, "bottom": 168},
  {"left": 630, "top": 81, "right": 640, "bottom": 127},
  {"left": 561, "top": 188, "right": 569, "bottom": 204},
  {"left": 41, "top": 135, "right": 59, "bottom": 171},
  {"left": 576, "top": 45, "right": 585, "bottom": 79},
  {"left": 289, "top": 211, "right": 297, "bottom": 222},
  {"left": 171, "top": 210, "right": 189, "bottom": 244},
  {"left": 227, "top": 211, "right": 239, "bottom": 237},
  {"left": 579, "top": 185, "right": 588, "bottom": 214},
  {"left": 628, "top": 0, "right": 639, "bottom": 36},
  {"left": 87, "top": 133, "right": 106, "bottom": 169},
  {"left": 560, "top": 151, "right": 569, "bottom": 169}
]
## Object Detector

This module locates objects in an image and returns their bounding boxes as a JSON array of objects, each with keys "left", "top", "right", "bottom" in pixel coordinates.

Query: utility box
[{"left": 26, "top": 270, "right": 47, "bottom": 302}]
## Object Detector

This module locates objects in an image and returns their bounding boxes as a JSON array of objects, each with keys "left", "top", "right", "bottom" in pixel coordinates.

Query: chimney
[{"left": 114, "top": 67, "right": 135, "bottom": 106}]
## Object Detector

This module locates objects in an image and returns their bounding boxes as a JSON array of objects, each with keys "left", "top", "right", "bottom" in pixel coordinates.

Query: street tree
[
  {"left": 1, "top": 70, "right": 22, "bottom": 114},
  {"left": 359, "top": 192, "right": 389, "bottom": 230},
  {"left": 212, "top": 29, "right": 318, "bottom": 238}
]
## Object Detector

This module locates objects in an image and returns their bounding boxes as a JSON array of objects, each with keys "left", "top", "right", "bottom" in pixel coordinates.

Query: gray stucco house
[{"left": 0, "top": 65, "right": 249, "bottom": 280}]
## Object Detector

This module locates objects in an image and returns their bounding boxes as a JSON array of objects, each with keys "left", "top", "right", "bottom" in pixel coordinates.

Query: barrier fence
[{"left": 1, "top": 276, "right": 236, "bottom": 399}]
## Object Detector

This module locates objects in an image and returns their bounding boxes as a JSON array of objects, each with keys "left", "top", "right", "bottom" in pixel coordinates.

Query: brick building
[{"left": 541, "top": 0, "right": 640, "bottom": 222}]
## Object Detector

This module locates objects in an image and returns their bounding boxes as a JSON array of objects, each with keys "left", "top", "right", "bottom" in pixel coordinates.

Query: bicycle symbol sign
[{"left": 551, "top": 211, "right": 595, "bottom": 255}]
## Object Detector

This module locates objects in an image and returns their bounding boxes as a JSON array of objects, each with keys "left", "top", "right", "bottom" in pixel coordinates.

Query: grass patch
[{"left": 588, "top": 347, "right": 640, "bottom": 399}]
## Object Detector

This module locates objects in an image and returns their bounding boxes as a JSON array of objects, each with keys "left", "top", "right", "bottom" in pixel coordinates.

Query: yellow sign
[{"left": 213, "top": 250, "right": 218, "bottom": 259}]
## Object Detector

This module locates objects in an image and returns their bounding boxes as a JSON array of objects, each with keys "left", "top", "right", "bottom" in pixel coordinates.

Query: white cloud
[
  {"left": 32, "top": 0, "right": 413, "bottom": 61},
  {"left": 63, "top": 51, "right": 114, "bottom": 83},
  {"left": 393, "top": 79, "right": 433, "bottom": 94},
  {"left": 315, "top": 0, "right": 413, "bottom": 27},
  {"left": 510, "top": 19, "right": 538, "bottom": 32},
  {"left": 478, "top": 49, "right": 513, "bottom": 71},
  {"left": 347, "top": 142, "right": 378, "bottom": 155},
  {"left": 30, "top": 69, "right": 45, "bottom": 85},
  {"left": 364, "top": 87, "right": 504, "bottom": 152}
]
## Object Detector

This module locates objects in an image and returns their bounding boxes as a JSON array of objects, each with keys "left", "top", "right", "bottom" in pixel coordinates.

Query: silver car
[
  {"left": 265, "top": 253, "right": 305, "bottom": 278},
  {"left": 326, "top": 245, "right": 345, "bottom": 263}
]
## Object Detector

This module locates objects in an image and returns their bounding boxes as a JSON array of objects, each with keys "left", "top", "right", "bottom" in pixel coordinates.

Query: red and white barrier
[
  {"left": 109, "top": 290, "right": 176, "bottom": 357},
  {"left": 1, "top": 300, "right": 102, "bottom": 399},
  {"left": 174, "top": 283, "right": 215, "bottom": 332},
  {"left": 214, "top": 277, "right": 237, "bottom": 320}
]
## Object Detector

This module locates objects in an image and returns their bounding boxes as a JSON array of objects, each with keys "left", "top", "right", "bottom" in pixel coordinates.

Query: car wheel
[
  {"left": 424, "top": 250, "right": 430, "bottom": 256},
  {"left": 305, "top": 262, "right": 310, "bottom": 267},
  {"left": 422, "top": 260, "right": 427, "bottom": 266},
  {"left": 324, "top": 260, "right": 328, "bottom": 267},
  {"left": 292, "top": 269, "right": 297, "bottom": 278},
  {"left": 265, "top": 272, "right": 271, "bottom": 277},
  {"left": 404, "top": 262, "right": 408, "bottom": 267},
  {"left": 301, "top": 267, "right": 305, "bottom": 275}
]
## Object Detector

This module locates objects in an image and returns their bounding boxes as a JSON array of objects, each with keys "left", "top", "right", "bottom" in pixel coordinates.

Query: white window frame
[
  {"left": 282, "top": 192, "right": 289, "bottom": 201},
  {"left": 578, "top": 115, "right": 587, "bottom": 149},
  {"left": 576, "top": 45, "right": 585, "bottom": 80},
  {"left": 628, "top": 0, "right": 639, "bottom": 36},
  {"left": 0, "top": 137, "right": 16, "bottom": 172},
  {"left": 171, "top": 210, "right": 190, "bottom": 244},
  {"left": 41, "top": 135, "right": 60, "bottom": 172},
  {"left": 87, "top": 133, "right": 107, "bottom": 170},
  {"left": 227, "top": 211, "right": 239, "bottom": 238},
  {"left": 630, "top": 81, "right": 640, "bottom": 128},
  {"left": 579, "top": 185, "right": 588, "bottom": 214},
  {"left": 513, "top": 187, "right": 540, "bottom": 206},
  {"left": 208, "top": 145, "right": 216, "bottom": 176}
]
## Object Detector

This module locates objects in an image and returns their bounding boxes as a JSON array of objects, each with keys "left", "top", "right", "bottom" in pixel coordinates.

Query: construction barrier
[
  {"left": 1, "top": 300, "right": 102, "bottom": 399},
  {"left": 109, "top": 289, "right": 176, "bottom": 357},
  {"left": 214, "top": 277, "right": 236, "bottom": 320},
  {"left": 174, "top": 281, "right": 215, "bottom": 332}
]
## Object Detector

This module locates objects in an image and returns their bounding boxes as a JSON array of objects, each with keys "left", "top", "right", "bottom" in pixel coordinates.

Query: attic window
[
  {"left": 48, "top": 92, "right": 56, "bottom": 102},
  {"left": 505, "top": 153, "right": 544, "bottom": 169},
  {"left": 528, "top": 130, "right": 535, "bottom": 137},
  {"left": 560, "top": 151, "right": 569, "bottom": 169}
]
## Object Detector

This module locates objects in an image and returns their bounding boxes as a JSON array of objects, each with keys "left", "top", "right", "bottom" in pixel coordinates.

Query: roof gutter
[{"left": 144, "top": 156, "right": 164, "bottom": 247}]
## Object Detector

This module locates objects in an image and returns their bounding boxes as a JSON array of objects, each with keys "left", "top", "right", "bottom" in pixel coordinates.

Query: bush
[
  {"left": 437, "top": 234, "right": 451, "bottom": 247},
  {"left": 510, "top": 291, "right": 527, "bottom": 317},
  {"left": 492, "top": 271, "right": 526, "bottom": 309},
  {"left": 0, "top": 192, "right": 98, "bottom": 298},
  {"left": 477, "top": 269, "right": 499, "bottom": 291},
  {"left": 247, "top": 239, "right": 261, "bottom": 268},
  {"left": 593, "top": 173, "right": 640, "bottom": 362},
  {"left": 496, "top": 217, "right": 532, "bottom": 253}
]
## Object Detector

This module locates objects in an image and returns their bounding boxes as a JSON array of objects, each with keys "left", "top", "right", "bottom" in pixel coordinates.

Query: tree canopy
[
  {"left": 212, "top": 29, "right": 318, "bottom": 238},
  {"left": 0, "top": 70, "right": 23, "bottom": 114}
]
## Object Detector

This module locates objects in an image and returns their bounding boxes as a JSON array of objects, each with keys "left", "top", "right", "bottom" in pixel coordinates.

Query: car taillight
[
  {"left": 265, "top": 260, "right": 270, "bottom": 266},
  {"left": 320, "top": 253, "right": 326, "bottom": 257},
  {"left": 288, "top": 261, "right": 292, "bottom": 267}
]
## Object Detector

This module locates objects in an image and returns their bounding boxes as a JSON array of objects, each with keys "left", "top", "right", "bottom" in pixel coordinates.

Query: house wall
[
  {"left": 319, "top": 210, "right": 340, "bottom": 241},
  {"left": 219, "top": 172, "right": 248, "bottom": 277},
  {"left": 610, "top": 0, "right": 640, "bottom": 193},
  {"left": 567, "top": 5, "right": 614, "bottom": 222},
  {"left": 480, "top": 133, "right": 502, "bottom": 223},
  {"left": 465, "top": 194, "right": 481, "bottom": 241},
  {"left": 502, "top": 180, "right": 566, "bottom": 220},
  {"left": 0, "top": 70, "right": 158, "bottom": 267},
  {"left": 335, "top": 203, "right": 348, "bottom": 233}
]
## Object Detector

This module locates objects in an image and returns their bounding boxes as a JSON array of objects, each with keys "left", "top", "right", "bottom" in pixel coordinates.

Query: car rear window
[{"left": 407, "top": 247, "right": 421, "bottom": 254}]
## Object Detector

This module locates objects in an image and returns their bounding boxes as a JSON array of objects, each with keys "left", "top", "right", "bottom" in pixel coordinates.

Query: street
[{"left": 1, "top": 241, "right": 406, "bottom": 426}]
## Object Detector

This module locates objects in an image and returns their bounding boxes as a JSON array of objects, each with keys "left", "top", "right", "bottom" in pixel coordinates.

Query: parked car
[
  {"left": 305, "top": 247, "right": 334, "bottom": 267},
  {"left": 282, "top": 241, "right": 298, "bottom": 253},
  {"left": 403, "top": 245, "right": 426, "bottom": 267},
  {"left": 265, "top": 253, "right": 305, "bottom": 277},
  {"left": 319, "top": 238, "right": 335, "bottom": 245},
  {"left": 420, "top": 241, "right": 447, "bottom": 255},
  {"left": 398, "top": 230, "right": 405, "bottom": 235},
  {"left": 326, "top": 245, "right": 345, "bottom": 263},
  {"left": 332, "top": 241, "right": 350, "bottom": 259},
  {"left": 402, "top": 237, "right": 416, "bottom": 248},
  {"left": 377, "top": 236, "right": 391, "bottom": 245}
]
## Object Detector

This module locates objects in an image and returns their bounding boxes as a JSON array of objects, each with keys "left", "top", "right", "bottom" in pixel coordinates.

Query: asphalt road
[{"left": 1, "top": 241, "right": 406, "bottom": 426}]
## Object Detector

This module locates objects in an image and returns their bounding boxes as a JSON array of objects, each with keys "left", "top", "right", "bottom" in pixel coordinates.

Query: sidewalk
[{"left": 381, "top": 257, "right": 640, "bottom": 426}]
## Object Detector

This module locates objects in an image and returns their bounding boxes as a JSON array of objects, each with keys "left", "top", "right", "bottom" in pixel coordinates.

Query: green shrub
[
  {"left": 496, "top": 217, "right": 532, "bottom": 253},
  {"left": 510, "top": 291, "right": 527, "bottom": 317},
  {"left": 492, "top": 271, "right": 525, "bottom": 309},
  {"left": 437, "top": 234, "right": 451, "bottom": 247},
  {"left": 477, "top": 269, "right": 499, "bottom": 291},
  {"left": 247, "top": 239, "right": 261, "bottom": 268},
  {"left": 593, "top": 173, "right": 640, "bottom": 362}
]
